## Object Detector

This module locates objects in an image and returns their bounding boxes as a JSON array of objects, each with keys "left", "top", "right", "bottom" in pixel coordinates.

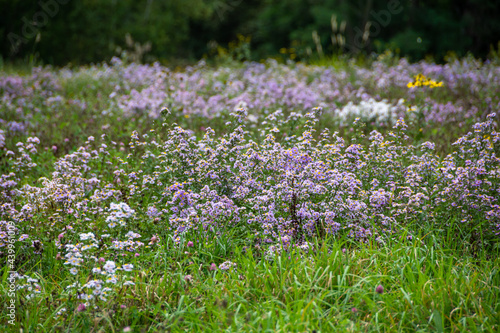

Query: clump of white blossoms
[
  {"left": 106, "top": 202, "right": 135, "bottom": 228},
  {"left": 335, "top": 98, "right": 405, "bottom": 126}
]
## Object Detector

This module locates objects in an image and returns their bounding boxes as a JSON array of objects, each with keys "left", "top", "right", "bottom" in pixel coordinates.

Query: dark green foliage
[
  {"left": 1, "top": 0, "right": 500, "bottom": 64},
  {"left": 0, "top": 0, "right": 219, "bottom": 65}
]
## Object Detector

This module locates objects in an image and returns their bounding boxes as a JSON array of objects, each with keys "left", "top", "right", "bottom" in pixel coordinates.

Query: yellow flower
[{"left": 407, "top": 74, "right": 443, "bottom": 89}]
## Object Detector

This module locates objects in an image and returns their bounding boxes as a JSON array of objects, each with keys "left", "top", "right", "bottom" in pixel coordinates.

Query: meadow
[{"left": 1, "top": 55, "right": 500, "bottom": 332}]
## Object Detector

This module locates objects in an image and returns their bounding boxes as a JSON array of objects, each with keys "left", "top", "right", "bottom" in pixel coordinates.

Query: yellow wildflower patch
[{"left": 407, "top": 74, "right": 443, "bottom": 88}]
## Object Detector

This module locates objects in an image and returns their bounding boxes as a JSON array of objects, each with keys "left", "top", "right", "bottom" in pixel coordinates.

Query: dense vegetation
[
  {"left": 1, "top": 54, "right": 499, "bottom": 331},
  {"left": 2, "top": 0, "right": 500, "bottom": 65}
]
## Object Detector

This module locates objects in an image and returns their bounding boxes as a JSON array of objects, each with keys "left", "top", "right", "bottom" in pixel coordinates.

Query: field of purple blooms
[{"left": 1, "top": 56, "right": 500, "bottom": 332}]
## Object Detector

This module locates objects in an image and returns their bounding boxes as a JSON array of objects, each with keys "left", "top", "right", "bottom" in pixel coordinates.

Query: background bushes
[{"left": 1, "top": 0, "right": 500, "bottom": 65}]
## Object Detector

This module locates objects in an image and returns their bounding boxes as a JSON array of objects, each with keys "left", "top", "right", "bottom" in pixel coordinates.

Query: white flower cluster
[
  {"left": 62, "top": 232, "right": 136, "bottom": 308},
  {"left": 10, "top": 272, "right": 42, "bottom": 300},
  {"left": 111, "top": 231, "right": 144, "bottom": 251},
  {"left": 106, "top": 202, "right": 135, "bottom": 228},
  {"left": 64, "top": 243, "right": 85, "bottom": 276},
  {"left": 334, "top": 98, "right": 405, "bottom": 126}
]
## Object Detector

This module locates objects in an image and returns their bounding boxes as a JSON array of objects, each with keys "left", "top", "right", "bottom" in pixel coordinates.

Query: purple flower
[
  {"left": 187, "top": 241, "right": 194, "bottom": 247},
  {"left": 76, "top": 303, "right": 86, "bottom": 312},
  {"left": 376, "top": 285, "right": 384, "bottom": 294}
]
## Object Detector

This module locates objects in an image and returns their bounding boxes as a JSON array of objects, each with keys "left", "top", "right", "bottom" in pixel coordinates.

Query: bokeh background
[{"left": 1, "top": 0, "right": 500, "bottom": 65}]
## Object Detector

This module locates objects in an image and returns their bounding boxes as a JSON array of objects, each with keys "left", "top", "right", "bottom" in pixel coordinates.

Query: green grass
[{"left": 2, "top": 233, "right": 499, "bottom": 332}]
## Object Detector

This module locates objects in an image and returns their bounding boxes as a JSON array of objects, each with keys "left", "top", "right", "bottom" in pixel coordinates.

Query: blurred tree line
[{"left": 1, "top": 0, "right": 499, "bottom": 65}]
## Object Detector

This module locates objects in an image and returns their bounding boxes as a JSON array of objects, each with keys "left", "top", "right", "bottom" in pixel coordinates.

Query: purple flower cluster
[
  {"left": 110, "top": 58, "right": 499, "bottom": 126},
  {"left": 3, "top": 57, "right": 498, "bottom": 153},
  {"left": 3, "top": 109, "right": 492, "bottom": 252}
]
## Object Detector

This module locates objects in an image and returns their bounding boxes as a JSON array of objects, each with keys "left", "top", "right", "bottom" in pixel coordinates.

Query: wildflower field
[{"left": 1, "top": 56, "right": 500, "bottom": 332}]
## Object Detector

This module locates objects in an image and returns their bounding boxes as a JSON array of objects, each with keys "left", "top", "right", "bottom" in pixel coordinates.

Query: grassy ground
[{"left": 6, "top": 234, "right": 499, "bottom": 332}]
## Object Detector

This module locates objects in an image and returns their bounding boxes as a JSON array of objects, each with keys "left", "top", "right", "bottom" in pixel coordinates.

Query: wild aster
[
  {"left": 65, "top": 257, "right": 82, "bottom": 266},
  {"left": 103, "top": 261, "right": 116, "bottom": 272},
  {"left": 219, "top": 261, "right": 236, "bottom": 271},
  {"left": 80, "top": 232, "right": 95, "bottom": 240},
  {"left": 106, "top": 276, "right": 118, "bottom": 284},
  {"left": 122, "top": 264, "right": 134, "bottom": 272},
  {"left": 18, "top": 234, "right": 29, "bottom": 241},
  {"left": 125, "top": 231, "right": 141, "bottom": 239}
]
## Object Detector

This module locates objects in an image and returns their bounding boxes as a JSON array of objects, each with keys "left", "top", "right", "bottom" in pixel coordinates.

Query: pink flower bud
[{"left": 376, "top": 285, "right": 384, "bottom": 294}]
